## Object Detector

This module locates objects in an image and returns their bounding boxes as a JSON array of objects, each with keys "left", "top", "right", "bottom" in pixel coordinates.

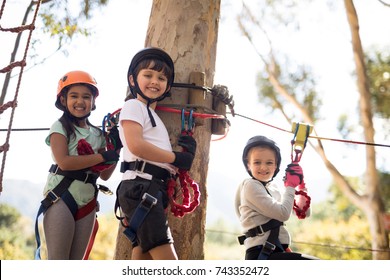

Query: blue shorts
[{"left": 117, "top": 177, "right": 173, "bottom": 253}]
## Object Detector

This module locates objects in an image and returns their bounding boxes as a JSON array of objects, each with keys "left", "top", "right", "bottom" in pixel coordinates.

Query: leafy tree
[
  {"left": 0, "top": 204, "right": 35, "bottom": 259},
  {"left": 238, "top": 0, "right": 390, "bottom": 259},
  {"left": 1, "top": 0, "right": 109, "bottom": 104},
  {"left": 366, "top": 51, "right": 390, "bottom": 119},
  {"left": 288, "top": 215, "right": 372, "bottom": 260}
]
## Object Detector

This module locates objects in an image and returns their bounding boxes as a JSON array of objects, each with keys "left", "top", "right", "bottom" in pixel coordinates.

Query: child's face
[
  {"left": 60, "top": 84, "right": 94, "bottom": 119},
  {"left": 130, "top": 66, "right": 169, "bottom": 104},
  {"left": 247, "top": 146, "right": 277, "bottom": 182}
]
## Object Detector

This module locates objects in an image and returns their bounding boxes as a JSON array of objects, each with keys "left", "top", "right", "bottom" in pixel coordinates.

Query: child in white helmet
[
  {"left": 235, "top": 135, "right": 318, "bottom": 260},
  {"left": 37, "top": 70, "right": 120, "bottom": 259}
]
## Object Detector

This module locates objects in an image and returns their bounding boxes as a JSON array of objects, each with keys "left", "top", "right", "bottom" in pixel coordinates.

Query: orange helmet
[{"left": 56, "top": 70, "right": 99, "bottom": 110}]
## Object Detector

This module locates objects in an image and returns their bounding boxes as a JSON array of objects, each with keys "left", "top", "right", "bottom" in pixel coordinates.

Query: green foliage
[
  {"left": 366, "top": 51, "right": 390, "bottom": 119},
  {"left": 0, "top": 203, "right": 20, "bottom": 227},
  {"left": 205, "top": 218, "right": 245, "bottom": 260},
  {"left": 288, "top": 215, "right": 372, "bottom": 260},
  {"left": 337, "top": 114, "right": 357, "bottom": 141},
  {"left": 379, "top": 171, "right": 390, "bottom": 212},
  {"left": 26, "top": 0, "right": 109, "bottom": 62},
  {"left": 205, "top": 218, "right": 238, "bottom": 246},
  {"left": 256, "top": 57, "right": 322, "bottom": 122},
  {"left": 327, "top": 177, "right": 365, "bottom": 221},
  {"left": 287, "top": 172, "right": 390, "bottom": 260},
  {"left": 88, "top": 214, "right": 118, "bottom": 260},
  {"left": 0, "top": 204, "right": 35, "bottom": 259}
]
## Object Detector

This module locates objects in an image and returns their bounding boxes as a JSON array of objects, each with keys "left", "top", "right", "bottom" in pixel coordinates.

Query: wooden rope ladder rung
[{"left": 0, "top": 0, "right": 43, "bottom": 193}]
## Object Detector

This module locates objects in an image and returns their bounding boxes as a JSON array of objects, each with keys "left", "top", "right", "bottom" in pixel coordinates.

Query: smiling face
[
  {"left": 60, "top": 84, "right": 94, "bottom": 120},
  {"left": 246, "top": 146, "right": 277, "bottom": 182},
  {"left": 129, "top": 60, "right": 170, "bottom": 106}
]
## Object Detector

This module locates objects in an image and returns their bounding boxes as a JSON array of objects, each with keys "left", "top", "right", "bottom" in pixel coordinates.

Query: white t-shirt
[{"left": 119, "top": 99, "right": 176, "bottom": 181}]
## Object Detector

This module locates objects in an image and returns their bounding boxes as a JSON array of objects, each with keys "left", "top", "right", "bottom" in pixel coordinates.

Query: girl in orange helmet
[{"left": 38, "top": 70, "right": 120, "bottom": 259}]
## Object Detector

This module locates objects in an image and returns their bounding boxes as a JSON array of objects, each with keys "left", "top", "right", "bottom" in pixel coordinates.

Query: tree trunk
[
  {"left": 114, "top": 0, "right": 221, "bottom": 260},
  {"left": 343, "top": 0, "right": 389, "bottom": 260}
]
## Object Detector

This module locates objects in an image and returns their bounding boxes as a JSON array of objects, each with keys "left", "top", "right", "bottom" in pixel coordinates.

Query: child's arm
[
  {"left": 50, "top": 132, "right": 107, "bottom": 171},
  {"left": 98, "top": 147, "right": 118, "bottom": 180},
  {"left": 122, "top": 120, "right": 175, "bottom": 163}
]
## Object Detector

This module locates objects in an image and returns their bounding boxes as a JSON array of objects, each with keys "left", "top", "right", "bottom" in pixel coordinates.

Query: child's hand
[
  {"left": 283, "top": 163, "right": 303, "bottom": 188},
  {"left": 101, "top": 150, "right": 120, "bottom": 163},
  {"left": 172, "top": 151, "right": 194, "bottom": 171},
  {"left": 107, "top": 125, "right": 123, "bottom": 150},
  {"left": 178, "top": 135, "right": 196, "bottom": 155}
]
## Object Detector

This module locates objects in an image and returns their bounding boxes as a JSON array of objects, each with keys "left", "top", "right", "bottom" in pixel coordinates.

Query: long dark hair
[{"left": 58, "top": 113, "right": 102, "bottom": 143}]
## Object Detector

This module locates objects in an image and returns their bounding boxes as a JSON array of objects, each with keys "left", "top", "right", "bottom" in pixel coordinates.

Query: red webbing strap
[{"left": 83, "top": 218, "right": 99, "bottom": 260}]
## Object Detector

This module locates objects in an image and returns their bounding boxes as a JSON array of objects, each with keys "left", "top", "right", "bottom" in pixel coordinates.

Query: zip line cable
[
  {"left": 205, "top": 229, "right": 390, "bottom": 253},
  {"left": 2, "top": 109, "right": 388, "bottom": 148}
]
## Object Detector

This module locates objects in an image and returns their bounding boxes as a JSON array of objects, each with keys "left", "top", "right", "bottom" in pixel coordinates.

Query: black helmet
[
  {"left": 127, "top": 47, "right": 175, "bottom": 102},
  {"left": 242, "top": 135, "right": 282, "bottom": 179}
]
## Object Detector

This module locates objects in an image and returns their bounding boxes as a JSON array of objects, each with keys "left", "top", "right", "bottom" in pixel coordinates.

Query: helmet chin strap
[{"left": 132, "top": 80, "right": 168, "bottom": 127}]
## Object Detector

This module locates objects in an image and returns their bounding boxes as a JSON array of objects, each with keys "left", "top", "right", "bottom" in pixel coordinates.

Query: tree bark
[{"left": 114, "top": 0, "right": 221, "bottom": 260}]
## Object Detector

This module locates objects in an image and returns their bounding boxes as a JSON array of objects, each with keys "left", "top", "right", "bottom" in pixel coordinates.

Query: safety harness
[
  {"left": 34, "top": 137, "right": 115, "bottom": 260},
  {"left": 115, "top": 160, "right": 170, "bottom": 246},
  {"left": 238, "top": 219, "right": 285, "bottom": 260},
  {"left": 34, "top": 164, "right": 99, "bottom": 260}
]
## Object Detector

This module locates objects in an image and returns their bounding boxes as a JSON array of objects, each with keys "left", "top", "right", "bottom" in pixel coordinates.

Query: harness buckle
[
  {"left": 141, "top": 192, "right": 158, "bottom": 208},
  {"left": 132, "top": 160, "right": 147, "bottom": 173},
  {"left": 262, "top": 241, "right": 276, "bottom": 255},
  {"left": 51, "top": 165, "right": 59, "bottom": 175},
  {"left": 247, "top": 225, "right": 265, "bottom": 237},
  {"left": 256, "top": 225, "right": 265, "bottom": 235},
  {"left": 46, "top": 190, "right": 60, "bottom": 204}
]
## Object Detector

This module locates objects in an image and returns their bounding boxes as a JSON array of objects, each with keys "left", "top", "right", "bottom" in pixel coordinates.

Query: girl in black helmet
[
  {"left": 39, "top": 70, "right": 120, "bottom": 259},
  {"left": 116, "top": 47, "right": 196, "bottom": 260},
  {"left": 235, "top": 135, "right": 318, "bottom": 260}
]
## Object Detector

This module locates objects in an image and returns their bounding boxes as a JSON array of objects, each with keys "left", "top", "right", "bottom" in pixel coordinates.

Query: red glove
[{"left": 284, "top": 163, "right": 303, "bottom": 188}]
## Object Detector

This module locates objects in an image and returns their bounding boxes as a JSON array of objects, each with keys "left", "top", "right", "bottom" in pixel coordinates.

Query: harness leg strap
[
  {"left": 258, "top": 241, "right": 276, "bottom": 260},
  {"left": 123, "top": 192, "right": 158, "bottom": 246},
  {"left": 258, "top": 227, "right": 284, "bottom": 260}
]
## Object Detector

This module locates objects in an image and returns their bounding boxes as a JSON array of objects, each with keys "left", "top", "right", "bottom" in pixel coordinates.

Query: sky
[{"left": 0, "top": 0, "right": 389, "bottom": 225}]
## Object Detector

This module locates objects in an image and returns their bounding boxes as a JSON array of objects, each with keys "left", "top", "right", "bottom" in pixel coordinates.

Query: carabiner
[{"left": 290, "top": 122, "right": 313, "bottom": 162}]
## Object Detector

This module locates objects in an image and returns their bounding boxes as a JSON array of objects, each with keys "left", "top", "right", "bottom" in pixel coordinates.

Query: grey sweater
[{"left": 235, "top": 178, "right": 310, "bottom": 249}]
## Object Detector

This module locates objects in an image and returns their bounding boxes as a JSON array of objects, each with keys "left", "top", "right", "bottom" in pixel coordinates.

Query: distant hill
[
  {"left": 1, "top": 174, "right": 325, "bottom": 227},
  {"left": 0, "top": 179, "right": 119, "bottom": 222},
  {"left": 0, "top": 176, "right": 237, "bottom": 226}
]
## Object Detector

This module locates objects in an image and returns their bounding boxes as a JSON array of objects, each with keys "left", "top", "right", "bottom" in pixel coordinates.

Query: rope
[
  {"left": 232, "top": 112, "right": 390, "bottom": 148},
  {"left": 1, "top": 109, "right": 388, "bottom": 148},
  {"left": 0, "top": 0, "right": 43, "bottom": 193},
  {"left": 166, "top": 109, "right": 201, "bottom": 217}
]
